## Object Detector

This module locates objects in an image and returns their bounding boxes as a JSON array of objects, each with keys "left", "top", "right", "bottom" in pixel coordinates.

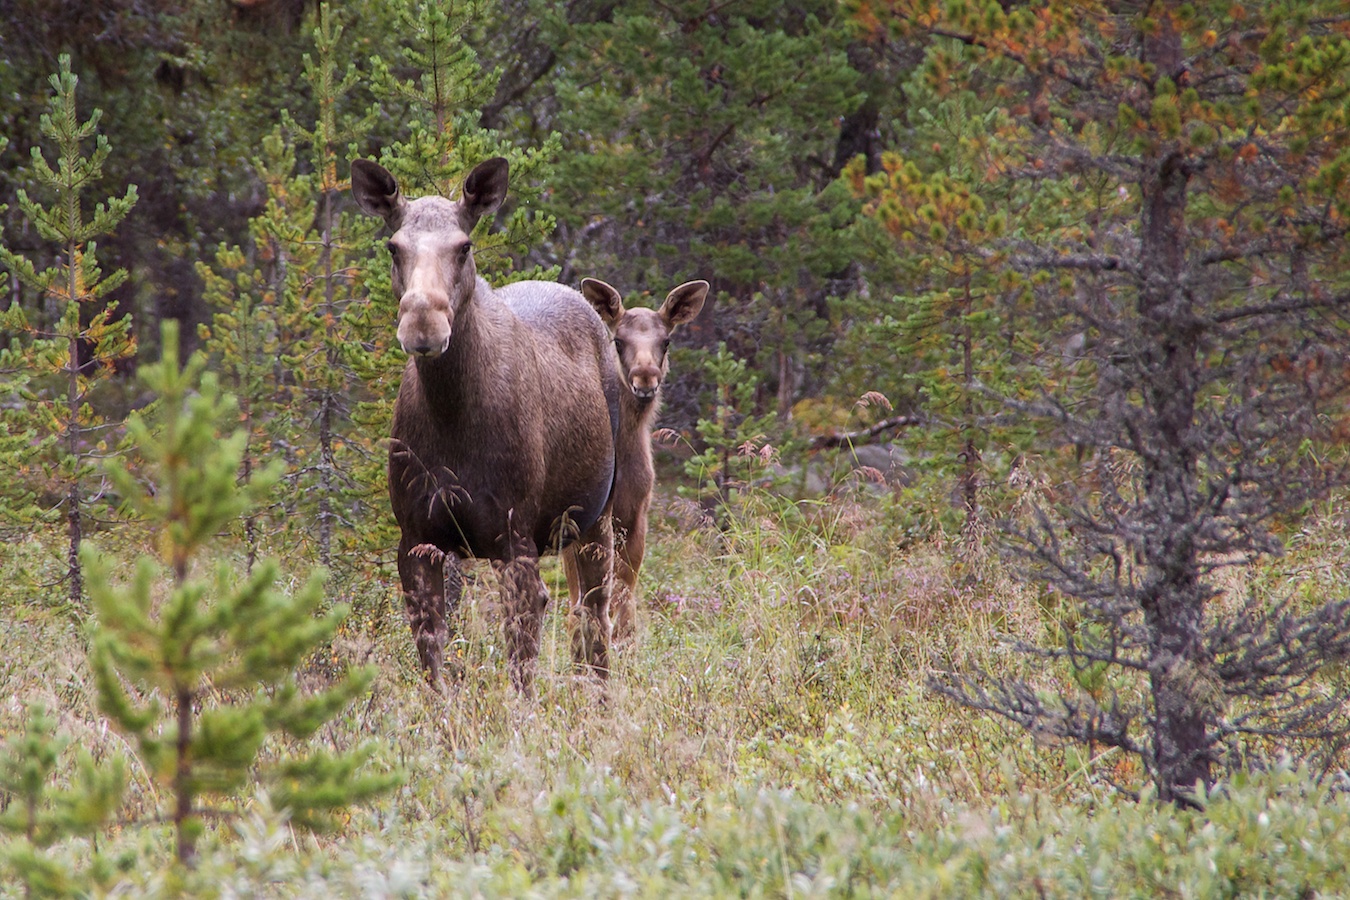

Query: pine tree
[
  {"left": 274, "top": 5, "right": 386, "bottom": 576},
  {"left": 366, "top": 0, "right": 560, "bottom": 285},
  {"left": 194, "top": 207, "right": 283, "bottom": 574},
  {"left": 0, "top": 133, "right": 35, "bottom": 539},
  {"left": 858, "top": 1, "right": 1350, "bottom": 804},
  {"left": 0, "top": 704, "right": 125, "bottom": 898},
  {"left": 549, "top": 1, "right": 862, "bottom": 424},
  {"left": 199, "top": 6, "right": 394, "bottom": 584},
  {"left": 843, "top": 68, "right": 1053, "bottom": 537},
  {"left": 83, "top": 321, "right": 399, "bottom": 866},
  {"left": 683, "top": 344, "right": 786, "bottom": 516},
  {"left": 0, "top": 55, "right": 138, "bottom": 610}
]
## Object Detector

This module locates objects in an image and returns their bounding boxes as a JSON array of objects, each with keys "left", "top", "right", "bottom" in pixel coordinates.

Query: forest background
[{"left": 3, "top": 0, "right": 1350, "bottom": 895}]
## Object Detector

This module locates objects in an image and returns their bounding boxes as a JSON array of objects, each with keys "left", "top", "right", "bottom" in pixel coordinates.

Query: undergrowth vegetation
[{"left": 3, "top": 475, "right": 1350, "bottom": 896}]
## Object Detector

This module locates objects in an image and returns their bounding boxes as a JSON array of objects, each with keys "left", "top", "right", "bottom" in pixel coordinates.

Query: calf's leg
[
  {"left": 568, "top": 514, "right": 614, "bottom": 676},
  {"left": 609, "top": 498, "right": 648, "bottom": 647}
]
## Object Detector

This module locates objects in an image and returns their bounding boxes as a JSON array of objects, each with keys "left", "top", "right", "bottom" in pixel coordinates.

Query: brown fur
[
  {"left": 352, "top": 158, "right": 621, "bottom": 693},
  {"left": 562, "top": 278, "right": 708, "bottom": 645}
]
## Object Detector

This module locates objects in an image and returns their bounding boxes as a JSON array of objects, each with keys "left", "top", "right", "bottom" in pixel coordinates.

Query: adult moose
[
  {"left": 351, "top": 157, "right": 620, "bottom": 694},
  {"left": 563, "top": 277, "right": 708, "bottom": 645}
]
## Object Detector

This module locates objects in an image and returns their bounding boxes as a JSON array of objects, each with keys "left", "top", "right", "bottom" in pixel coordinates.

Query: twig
[{"left": 808, "top": 415, "right": 926, "bottom": 449}]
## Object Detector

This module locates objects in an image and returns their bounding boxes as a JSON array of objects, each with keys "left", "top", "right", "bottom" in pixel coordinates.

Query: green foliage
[
  {"left": 4, "top": 2, "right": 1350, "bottom": 891},
  {"left": 145, "top": 759, "right": 1350, "bottom": 896},
  {"left": 82, "top": 321, "right": 398, "bottom": 864},
  {"left": 552, "top": 0, "right": 862, "bottom": 414},
  {"left": 682, "top": 343, "right": 786, "bottom": 509},
  {"left": 0, "top": 54, "right": 138, "bottom": 610},
  {"left": 367, "top": 0, "right": 561, "bottom": 284},
  {"left": 0, "top": 704, "right": 124, "bottom": 898}
]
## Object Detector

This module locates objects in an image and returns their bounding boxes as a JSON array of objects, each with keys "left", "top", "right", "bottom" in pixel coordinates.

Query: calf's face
[
  {"left": 581, "top": 279, "right": 709, "bottom": 405},
  {"left": 351, "top": 157, "right": 510, "bottom": 357}
]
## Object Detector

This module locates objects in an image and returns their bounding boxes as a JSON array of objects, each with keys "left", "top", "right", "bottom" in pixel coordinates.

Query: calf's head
[
  {"left": 351, "top": 157, "right": 510, "bottom": 357},
  {"left": 581, "top": 278, "right": 709, "bottom": 404}
]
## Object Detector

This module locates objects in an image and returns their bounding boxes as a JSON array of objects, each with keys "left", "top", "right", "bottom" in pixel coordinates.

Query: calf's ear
[
  {"left": 581, "top": 278, "right": 625, "bottom": 328},
  {"left": 660, "top": 280, "right": 709, "bottom": 329},
  {"left": 350, "top": 159, "right": 404, "bottom": 227}
]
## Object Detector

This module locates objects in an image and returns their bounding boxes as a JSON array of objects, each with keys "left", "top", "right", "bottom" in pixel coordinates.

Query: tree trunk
[
  {"left": 960, "top": 277, "right": 979, "bottom": 536},
  {"left": 318, "top": 187, "right": 337, "bottom": 575},
  {"left": 319, "top": 393, "right": 333, "bottom": 573},
  {"left": 1136, "top": 2, "right": 1211, "bottom": 803},
  {"left": 174, "top": 685, "right": 195, "bottom": 865},
  {"left": 242, "top": 449, "right": 257, "bottom": 573},
  {"left": 65, "top": 241, "right": 83, "bottom": 609}
]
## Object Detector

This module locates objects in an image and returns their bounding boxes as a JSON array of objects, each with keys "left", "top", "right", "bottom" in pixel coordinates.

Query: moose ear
[
  {"left": 350, "top": 159, "right": 404, "bottom": 226},
  {"left": 660, "top": 280, "right": 709, "bottom": 329},
  {"left": 459, "top": 157, "right": 510, "bottom": 232},
  {"left": 581, "top": 278, "right": 625, "bottom": 328}
]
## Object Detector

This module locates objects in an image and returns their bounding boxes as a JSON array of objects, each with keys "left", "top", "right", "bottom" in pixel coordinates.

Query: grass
[{"left": 3, "top": 482, "right": 1350, "bottom": 896}]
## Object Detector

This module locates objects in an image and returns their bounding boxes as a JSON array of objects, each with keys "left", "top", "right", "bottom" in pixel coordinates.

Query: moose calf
[{"left": 563, "top": 278, "right": 708, "bottom": 645}]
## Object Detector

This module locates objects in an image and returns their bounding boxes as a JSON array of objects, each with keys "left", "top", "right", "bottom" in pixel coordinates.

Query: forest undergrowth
[{"left": 4, "top": 477, "right": 1350, "bottom": 897}]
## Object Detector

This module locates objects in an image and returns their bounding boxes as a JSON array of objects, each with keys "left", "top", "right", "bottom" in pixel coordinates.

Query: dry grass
[{"left": 4, "top": 486, "right": 1350, "bottom": 894}]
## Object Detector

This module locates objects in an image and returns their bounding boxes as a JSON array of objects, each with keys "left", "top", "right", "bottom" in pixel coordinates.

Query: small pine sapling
[
  {"left": 0, "top": 703, "right": 125, "bottom": 898},
  {"left": 683, "top": 343, "right": 785, "bottom": 518},
  {"left": 0, "top": 55, "right": 138, "bottom": 610},
  {"left": 82, "top": 322, "right": 399, "bottom": 866}
]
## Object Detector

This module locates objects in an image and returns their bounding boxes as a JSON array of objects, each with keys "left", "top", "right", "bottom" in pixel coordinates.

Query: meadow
[{"left": 5, "top": 472, "right": 1350, "bottom": 898}]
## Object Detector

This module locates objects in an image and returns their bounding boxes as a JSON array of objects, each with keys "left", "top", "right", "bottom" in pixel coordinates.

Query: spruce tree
[
  {"left": 83, "top": 321, "right": 398, "bottom": 866},
  {"left": 0, "top": 55, "right": 137, "bottom": 610}
]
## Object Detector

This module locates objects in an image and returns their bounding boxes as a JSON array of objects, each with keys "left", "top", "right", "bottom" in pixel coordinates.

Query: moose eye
[
  {"left": 662, "top": 339, "right": 672, "bottom": 353},
  {"left": 456, "top": 241, "right": 473, "bottom": 262},
  {"left": 613, "top": 339, "right": 627, "bottom": 355},
  {"left": 386, "top": 241, "right": 401, "bottom": 263}
]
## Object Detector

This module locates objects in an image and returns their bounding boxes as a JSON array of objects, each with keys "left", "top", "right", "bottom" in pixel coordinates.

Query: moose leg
[
  {"left": 397, "top": 535, "right": 449, "bottom": 689},
  {"left": 560, "top": 546, "right": 584, "bottom": 606},
  {"left": 499, "top": 548, "right": 550, "bottom": 696},
  {"left": 610, "top": 497, "right": 648, "bottom": 647},
  {"left": 443, "top": 554, "right": 465, "bottom": 680},
  {"left": 568, "top": 514, "right": 614, "bottom": 676},
  {"left": 609, "top": 526, "right": 640, "bottom": 648}
]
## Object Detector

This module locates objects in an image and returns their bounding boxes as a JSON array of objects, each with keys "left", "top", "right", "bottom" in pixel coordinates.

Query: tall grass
[{"left": 3, "top": 482, "right": 1350, "bottom": 895}]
